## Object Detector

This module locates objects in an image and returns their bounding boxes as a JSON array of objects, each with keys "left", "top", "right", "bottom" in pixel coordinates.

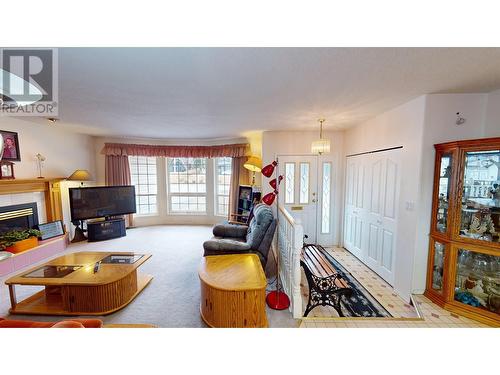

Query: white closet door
[
  {"left": 343, "top": 155, "right": 366, "bottom": 260},
  {"left": 344, "top": 149, "right": 401, "bottom": 285}
]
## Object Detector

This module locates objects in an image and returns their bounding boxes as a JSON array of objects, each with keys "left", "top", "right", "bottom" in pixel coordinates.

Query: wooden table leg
[{"left": 8, "top": 285, "right": 17, "bottom": 309}]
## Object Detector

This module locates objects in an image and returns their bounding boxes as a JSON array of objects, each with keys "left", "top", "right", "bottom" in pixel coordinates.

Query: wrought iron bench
[{"left": 300, "top": 243, "right": 353, "bottom": 317}]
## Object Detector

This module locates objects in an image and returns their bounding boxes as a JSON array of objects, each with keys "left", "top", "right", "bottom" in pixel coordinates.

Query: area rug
[{"left": 318, "top": 246, "right": 392, "bottom": 318}]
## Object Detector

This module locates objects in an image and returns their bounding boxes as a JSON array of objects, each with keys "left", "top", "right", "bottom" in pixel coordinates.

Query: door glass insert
[
  {"left": 285, "top": 163, "right": 295, "bottom": 204},
  {"left": 431, "top": 241, "right": 445, "bottom": 292},
  {"left": 459, "top": 150, "right": 500, "bottom": 243},
  {"left": 321, "top": 162, "right": 331, "bottom": 234},
  {"left": 436, "top": 154, "right": 452, "bottom": 233},
  {"left": 455, "top": 249, "right": 500, "bottom": 315},
  {"left": 299, "top": 163, "right": 309, "bottom": 204}
]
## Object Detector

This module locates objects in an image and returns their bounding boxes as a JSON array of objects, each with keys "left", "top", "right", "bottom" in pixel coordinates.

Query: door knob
[{"left": 312, "top": 199, "right": 317, "bottom": 203}]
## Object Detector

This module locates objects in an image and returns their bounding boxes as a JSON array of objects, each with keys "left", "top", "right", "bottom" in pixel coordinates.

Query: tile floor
[{"left": 299, "top": 247, "right": 490, "bottom": 328}]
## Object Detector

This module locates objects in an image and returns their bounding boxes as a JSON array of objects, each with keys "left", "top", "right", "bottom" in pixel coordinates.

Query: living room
[{"left": 2, "top": 2, "right": 499, "bottom": 375}]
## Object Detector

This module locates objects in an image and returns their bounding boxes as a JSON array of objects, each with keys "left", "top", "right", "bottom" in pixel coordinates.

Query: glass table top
[
  {"left": 23, "top": 265, "right": 82, "bottom": 278},
  {"left": 100, "top": 254, "right": 143, "bottom": 264}
]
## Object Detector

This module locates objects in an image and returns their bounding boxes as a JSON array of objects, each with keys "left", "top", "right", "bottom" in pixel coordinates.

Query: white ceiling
[{"left": 22, "top": 48, "right": 500, "bottom": 139}]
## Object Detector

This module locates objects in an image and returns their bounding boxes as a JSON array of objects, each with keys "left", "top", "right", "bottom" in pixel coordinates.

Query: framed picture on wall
[{"left": 0, "top": 130, "right": 21, "bottom": 161}]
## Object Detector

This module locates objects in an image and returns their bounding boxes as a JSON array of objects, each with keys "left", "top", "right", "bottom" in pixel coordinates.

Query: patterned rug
[{"left": 319, "top": 247, "right": 392, "bottom": 318}]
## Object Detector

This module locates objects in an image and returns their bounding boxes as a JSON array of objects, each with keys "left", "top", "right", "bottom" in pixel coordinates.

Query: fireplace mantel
[{"left": 0, "top": 178, "right": 65, "bottom": 222}]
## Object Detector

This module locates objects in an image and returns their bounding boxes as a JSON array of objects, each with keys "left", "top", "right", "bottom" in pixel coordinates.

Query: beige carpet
[{"left": 0, "top": 225, "right": 298, "bottom": 328}]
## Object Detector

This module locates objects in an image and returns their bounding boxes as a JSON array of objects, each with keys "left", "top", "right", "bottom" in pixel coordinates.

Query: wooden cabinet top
[{"left": 199, "top": 254, "right": 266, "bottom": 291}]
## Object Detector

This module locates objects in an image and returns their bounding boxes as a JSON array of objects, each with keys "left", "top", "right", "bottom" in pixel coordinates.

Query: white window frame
[
  {"left": 167, "top": 157, "right": 208, "bottom": 215},
  {"left": 129, "top": 156, "right": 158, "bottom": 216},
  {"left": 214, "top": 157, "right": 232, "bottom": 217}
]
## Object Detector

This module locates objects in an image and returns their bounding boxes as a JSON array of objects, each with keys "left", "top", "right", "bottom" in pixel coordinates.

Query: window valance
[{"left": 101, "top": 142, "right": 250, "bottom": 158}]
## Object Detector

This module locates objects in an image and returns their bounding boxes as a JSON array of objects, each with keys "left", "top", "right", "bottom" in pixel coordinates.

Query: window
[
  {"left": 299, "top": 162, "right": 310, "bottom": 204},
  {"left": 215, "top": 157, "right": 232, "bottom": 216},
  {"left": 168, "top": 157, "right": 207, "bottom": 213},
  {"left": 321, "top": 162, "right": 332, "bottom": 233},
  {"left": 285, "top": 162, "right": 295, "bottom": 204},
  {"left": 129, "top": 156, "right": 158, "bottom": 215}
]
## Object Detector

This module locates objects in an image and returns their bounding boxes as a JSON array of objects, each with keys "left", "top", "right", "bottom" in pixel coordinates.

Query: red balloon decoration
[
  {"left": 262, "top": 191, "right": 277, "bottom": 205},
  {"left": 269, "top": 175, "right": 283, "bottom": 190},
  {"left": 261, "top": 161, "right": 277, "bottom": 178}
]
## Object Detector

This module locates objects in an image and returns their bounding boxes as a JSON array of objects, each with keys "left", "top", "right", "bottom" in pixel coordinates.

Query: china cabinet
[{"left": 425, "top": 137, "right": 500, "bottom": 326}]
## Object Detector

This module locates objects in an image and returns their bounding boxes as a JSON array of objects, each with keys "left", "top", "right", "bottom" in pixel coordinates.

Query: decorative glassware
[
  {"left": 459, "top": 150, "right": 500, "bottom": 243},
  {"left": 454, "top": 248, "right": 500, "bottom": 315},
  {"left": 431, "top": 241, "right": 445, "bottom": 292},
  {"left": 436, "top": 154, "right": 452, "bottom": 233}
]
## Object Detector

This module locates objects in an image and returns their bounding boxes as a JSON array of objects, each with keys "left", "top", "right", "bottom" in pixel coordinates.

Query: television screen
[{"left": 69, "top": 186, "right": 136, "bottom": 221}]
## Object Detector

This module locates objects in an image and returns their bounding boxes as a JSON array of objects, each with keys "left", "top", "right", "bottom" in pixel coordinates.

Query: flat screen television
[{"left": 69, "top": 186, "right": 136, "bottom": 221}]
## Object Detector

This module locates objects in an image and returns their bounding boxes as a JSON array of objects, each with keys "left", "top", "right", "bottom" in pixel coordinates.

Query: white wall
[
  {"left": 413, "top": 93, "right": 497, "bottom": 293},
  {"left": 0, "top": 117, "right": 96, "bottom": 235},
  {"left": 262, "top": 130, "right": 344, "bottom": 246},
  {"left": 484, "top": 89, "right": 500, "bottom": 136},
  {"left": 343, "top": 96, "right": 427, "bottom": 300},
  {"left": 0, "top": 117, "right": 95, "bottom": 179}
]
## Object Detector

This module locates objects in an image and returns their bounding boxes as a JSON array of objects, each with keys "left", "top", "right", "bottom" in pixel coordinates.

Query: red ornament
[
  {"left": 269, "top": 175, "right": 283, "bottom": 190},
  {"left": 261, "top": 161, "right": 277, "bottom": 178},
  {"left": 262, "top": 191, "right": 277, "bottom": 205}
]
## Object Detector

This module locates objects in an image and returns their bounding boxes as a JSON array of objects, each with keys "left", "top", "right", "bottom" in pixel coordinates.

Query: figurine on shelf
[
  {"left": 443, "top": 165, "right": 452, "bottom": 178},
  {"left": 469, "top": 215, "right": 487, "bottom": 237},
  {"left": 465, "top": 279, "right": 487, "bottom": 307},
  {"left": 488, "top": 183, "right": 499, "bottom": 200},
  {"left": 455, "top": 291, "right": 481, "bottom": 307}
]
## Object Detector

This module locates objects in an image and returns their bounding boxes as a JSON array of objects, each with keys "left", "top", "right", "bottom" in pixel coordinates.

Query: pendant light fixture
[{"left": 311, "top": 118, "right": 330, "bottom": 155}]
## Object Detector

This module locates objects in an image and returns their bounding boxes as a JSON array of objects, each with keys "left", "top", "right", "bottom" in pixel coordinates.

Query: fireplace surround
[{"left": 0, "top": 203, "right": 39, "bottom": 233}]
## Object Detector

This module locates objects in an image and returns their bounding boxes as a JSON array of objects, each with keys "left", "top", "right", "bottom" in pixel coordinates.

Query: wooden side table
[{"left": 198, "top": 254, "right": 268, "bottom": 328}]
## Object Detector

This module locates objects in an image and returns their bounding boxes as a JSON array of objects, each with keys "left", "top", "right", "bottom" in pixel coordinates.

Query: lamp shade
[
  {"left": 261, "top": 161, "right": 277, "bottom": 178},
  {"left": 311, "top": 139, "right": 331, "bottom": 155},
  {"left": 262, "top": 191, "right": 277, "bottom": 206},
  {"left": 67, "top": 169, "right": 92, "bottom": 181},
  {"left": 269, "top": 175, "right": 283, "bottom": 190},
  {"left": 243, "top": 156, "right": 262, "bottom": 172}
]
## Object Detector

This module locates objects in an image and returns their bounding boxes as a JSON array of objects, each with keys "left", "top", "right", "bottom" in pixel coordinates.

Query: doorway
[
  {"left": 277, "top": 155, "right": 334, "bottom": 246},
  {"left": 343, "top": 148, "right": 402, "bottom": 285}
]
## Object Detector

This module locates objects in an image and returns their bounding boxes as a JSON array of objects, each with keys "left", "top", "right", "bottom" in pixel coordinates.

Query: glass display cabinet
[{"left": 425, "top": 137, "right": 500, "bottom": 326}]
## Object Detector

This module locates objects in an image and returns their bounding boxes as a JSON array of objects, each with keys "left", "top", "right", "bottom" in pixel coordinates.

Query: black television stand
[{"left": 87, "top": 217, "right": 126, "bottom": 242}]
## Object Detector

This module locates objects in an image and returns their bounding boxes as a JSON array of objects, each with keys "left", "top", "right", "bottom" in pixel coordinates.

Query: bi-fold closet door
[{"left": 344, "top": 148, "right": 401, "bottom": 285}]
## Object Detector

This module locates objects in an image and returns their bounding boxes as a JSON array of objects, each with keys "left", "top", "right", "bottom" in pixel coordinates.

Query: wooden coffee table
[
  {"left": 5, "top": 251, "right": 152, "bottom": 316},
  {"left": 198, "top": 254, "right": 268, "bottom": 328}
]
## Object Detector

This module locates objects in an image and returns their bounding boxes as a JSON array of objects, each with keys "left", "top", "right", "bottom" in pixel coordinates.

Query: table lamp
[
  {"left": 243, "top": 156, "right": 262, "bottom": 186},
  {"left": 67, "top": 169, "right": 92, "bottom": 187}
]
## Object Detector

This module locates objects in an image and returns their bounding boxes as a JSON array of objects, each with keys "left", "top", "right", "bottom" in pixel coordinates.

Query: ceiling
[{"left": 21, "top": 48, "right": 500, "bottom": 139}]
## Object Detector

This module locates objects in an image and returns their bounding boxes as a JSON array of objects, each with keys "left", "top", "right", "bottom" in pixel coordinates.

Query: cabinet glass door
[
  {"left": 431, "top": 241, "right": 446, "bottom": 292},
  {"left": 436, "top": 153, "right": 452, "bottom": 233},
  {"left": 459, "top": 150, "right": 500, "bottom": 243},
  {"left": 454, "top": 248, "right": 500, "bottom": 316}
]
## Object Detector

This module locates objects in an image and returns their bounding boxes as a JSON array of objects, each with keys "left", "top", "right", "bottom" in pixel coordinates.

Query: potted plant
[{"left": 0, "top": 229, "right": 42, "bottom": 254}]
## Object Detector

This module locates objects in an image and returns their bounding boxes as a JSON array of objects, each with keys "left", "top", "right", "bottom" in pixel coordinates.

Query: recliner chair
[{"left": 203, "top": 204, "right": 276, "bottom": 268}]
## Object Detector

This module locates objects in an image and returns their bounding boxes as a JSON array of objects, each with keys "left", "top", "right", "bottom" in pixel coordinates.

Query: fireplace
[{"left": 0, "top": 203, "right": 39, "bottom": 234}]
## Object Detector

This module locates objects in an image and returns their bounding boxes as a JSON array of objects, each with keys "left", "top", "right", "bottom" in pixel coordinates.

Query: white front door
[
  {"left": 278, "top": 155, "right": 318, "bottom": 244},
  {"left": 343, "top": 148, "right": 401, "bottom": 285}
]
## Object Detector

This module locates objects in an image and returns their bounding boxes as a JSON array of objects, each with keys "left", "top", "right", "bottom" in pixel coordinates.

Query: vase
[{"left": 6, "top": 237, "right": 39, "bottom": 254}]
